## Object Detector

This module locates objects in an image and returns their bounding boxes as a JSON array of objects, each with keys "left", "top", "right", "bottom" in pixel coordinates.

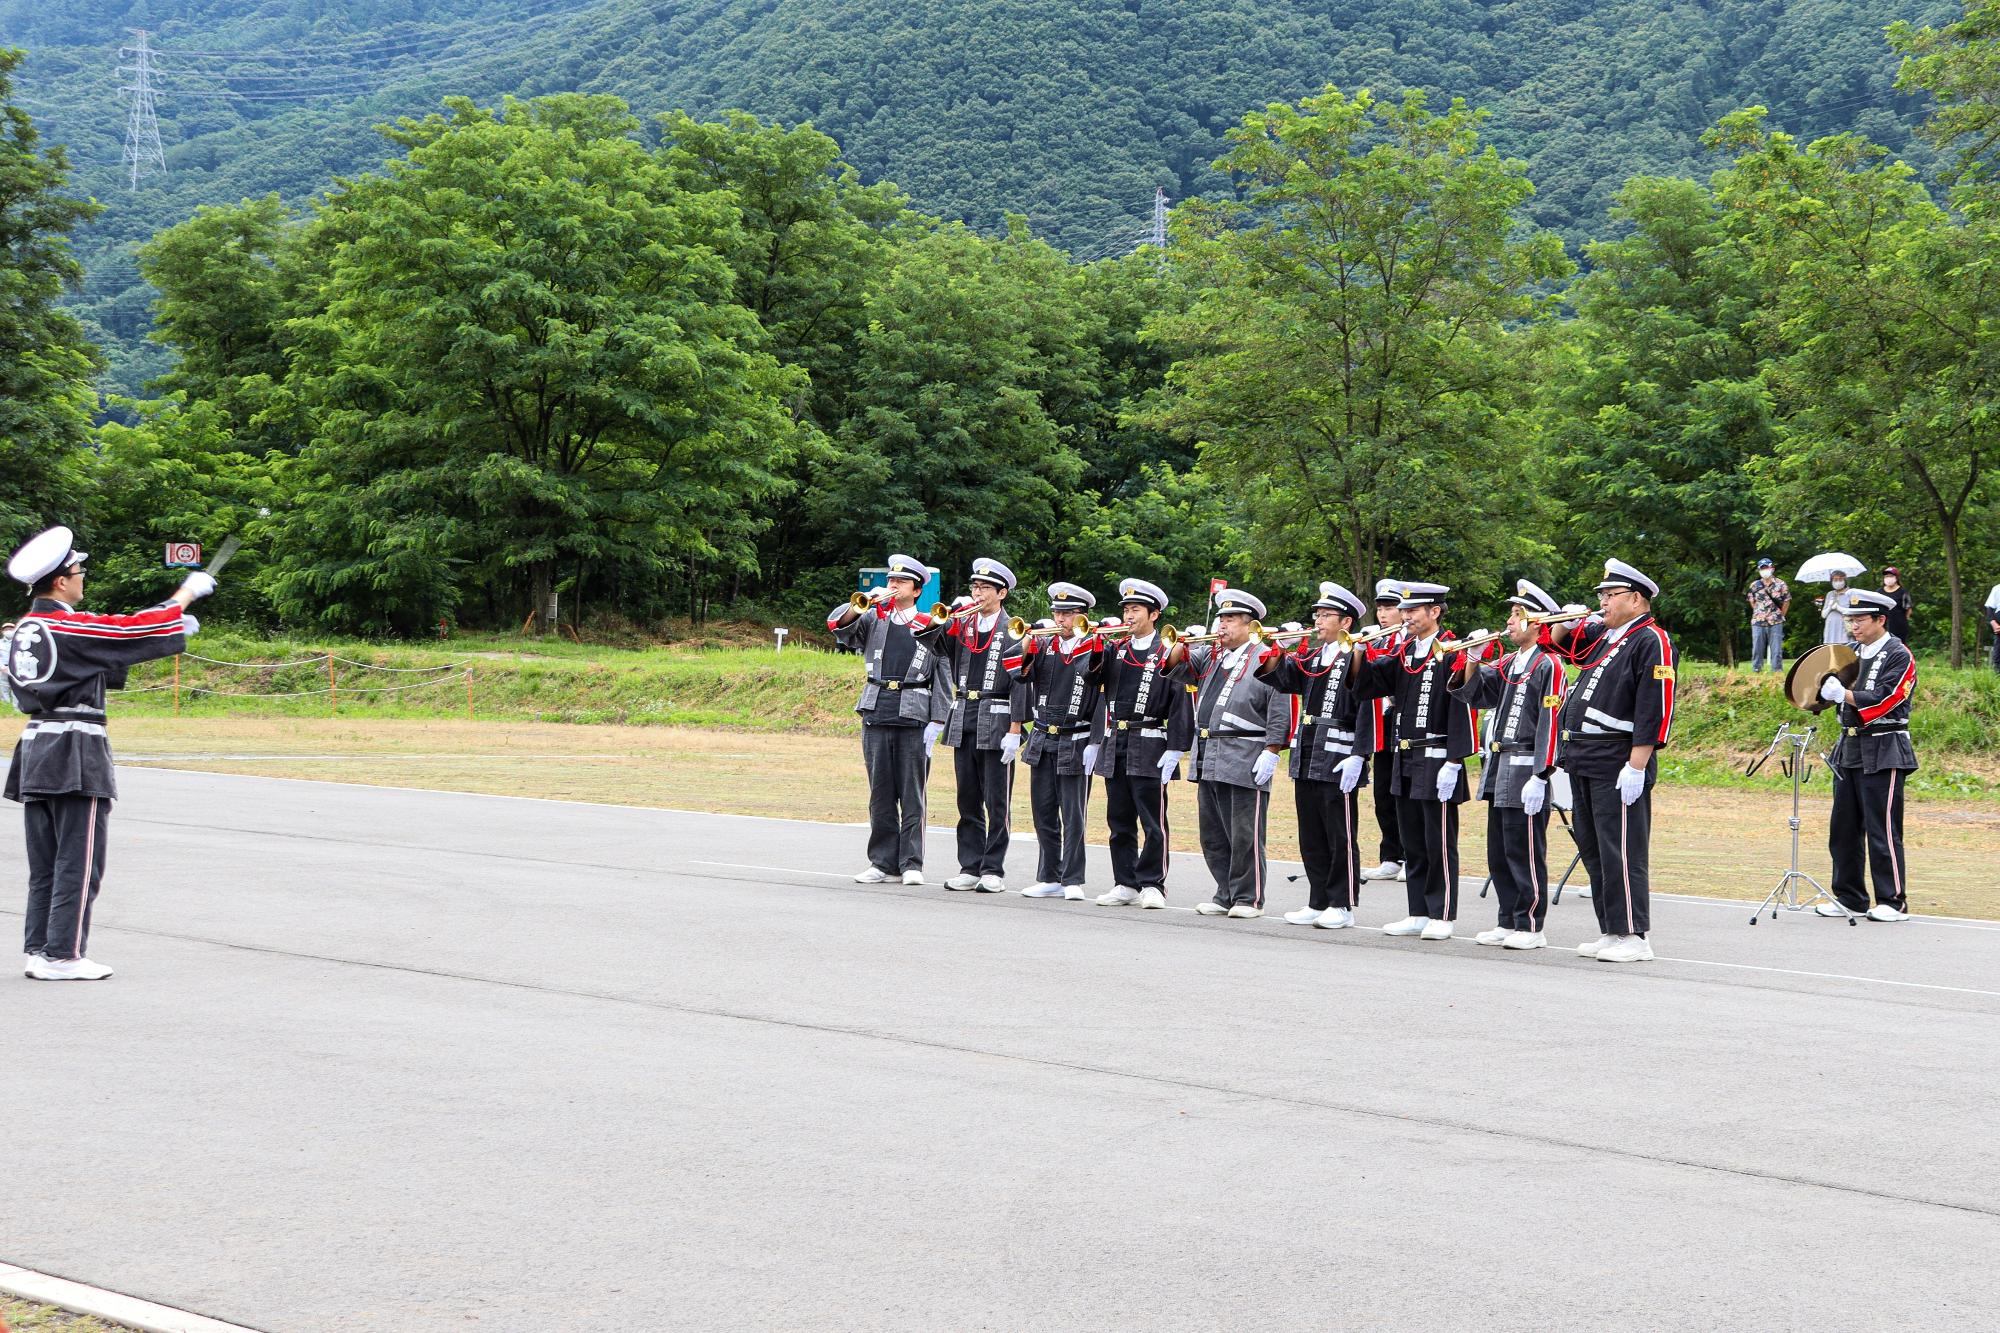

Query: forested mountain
[{"left": 0, "top": 0, "right": 1955, "bottom": 396}]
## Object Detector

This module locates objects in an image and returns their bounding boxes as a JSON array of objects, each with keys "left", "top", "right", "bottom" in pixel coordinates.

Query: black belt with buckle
[
  {"left": 1032, "top": 722, "right": 1089, "bottom": 736},
  {"left": 1843, "top": 725, "right": 1908, "bottom": 737},
  {"left": 1397, "top": 735, "right": 1449, "bottom": 750},
  {"left": 1199, "top": 728, "right": 1259, "bottom": 739}
]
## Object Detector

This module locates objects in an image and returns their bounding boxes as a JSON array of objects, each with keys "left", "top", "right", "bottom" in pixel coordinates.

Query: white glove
[
  {"left": 180, "top": 612, "right": 200, "bottom": 637},
  {"left": 1336, "top": 754, "right": 1365, "bottom": 793},
  {"left": 1282, "top": 621, "right": 1303, "bottom": 634},
  {"left": 179, "top": 570, "right": 216, "bottom": 600},
  {"left": 1561, "top": 603, "right": 1587, "bottom": 616},
  {"left": 1252, "top": 750, "right": 1280, "bottom": 785},
  {"left": 999, "top": 733, "right": 1021, "bottom": 764},
  {"left": 1521, "top": 774, "right": 1547, "bottom": 816},
  {"left": 1616, "top": 763, "right": 1647, "bottom": 806},
  {"left": 1184, "top": 623, "right": 1206, "bottom": 639},
  {"left": 923, "top": 722, "right": 944, "bottom": 755},
  {"left": 1156, "top": 749, "right": 1182, "bottom": 781},
  {"left": 1819, "top": 676, "right": 1847, "bottom": 705},
  {"left": 1081, "top": 743, "right": 1101, "bottom": 773},
  {"left": 1436, "top": 762, "right": 1462, "bottom": 802}
]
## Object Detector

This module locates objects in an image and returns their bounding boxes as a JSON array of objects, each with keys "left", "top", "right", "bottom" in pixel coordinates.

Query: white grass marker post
[{"left": 774, "top": 627, "right": 789, "bottom": 654}]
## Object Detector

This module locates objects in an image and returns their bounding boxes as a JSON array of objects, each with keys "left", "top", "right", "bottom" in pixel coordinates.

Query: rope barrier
[{"left": 120, "top": 669, "right": 473, "bottom": 700}]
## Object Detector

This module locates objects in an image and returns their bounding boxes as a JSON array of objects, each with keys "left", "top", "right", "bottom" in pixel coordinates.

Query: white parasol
[{"left": 1796, "top": 552, "right": 1866, "bottom": 583}]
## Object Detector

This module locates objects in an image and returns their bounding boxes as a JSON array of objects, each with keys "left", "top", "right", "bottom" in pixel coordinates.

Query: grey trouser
[
  {"left": 861, "top": 724, "right": 928, "bottom": 873},
  {"left": 1028, "top": 760, "right": 1090, "bottom": 886},
  {"left": 1197, "top": 781, "right": 1269, "bottom": 908},
  {"left": 952, "top": 744, "right": 1011, "bottom": 876}
]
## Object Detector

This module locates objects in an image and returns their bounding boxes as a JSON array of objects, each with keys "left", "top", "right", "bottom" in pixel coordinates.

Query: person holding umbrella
[{"left": 1797, "top": 553, "right": 1866, "bottom": 647}]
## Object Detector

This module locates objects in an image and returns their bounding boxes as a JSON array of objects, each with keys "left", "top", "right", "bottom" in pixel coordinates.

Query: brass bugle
[
  {"left": 1010, "top": 616, "right": 1077, "bottom": 638},
  {"left": 929, "top": 601, "right": 983, "bottom": 621},
  {"left": 849, "top": 591, "right": 874, "bottom": 611},
  {"left": 1172, "top": 619, "right": 1263, "bottom": 646},
  {"left": 1438, "top": 609, "right": 1592, "bottom": 659}
]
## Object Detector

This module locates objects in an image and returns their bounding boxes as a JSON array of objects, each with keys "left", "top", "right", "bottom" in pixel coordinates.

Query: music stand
[{"left": 1744, "top": 722, "right": 1855, "bottom": 926}]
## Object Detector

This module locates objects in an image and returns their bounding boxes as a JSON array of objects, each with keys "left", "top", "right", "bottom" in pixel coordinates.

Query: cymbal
[{"left": 1784, "top": 642, "right": 1859, "bottom": 713}]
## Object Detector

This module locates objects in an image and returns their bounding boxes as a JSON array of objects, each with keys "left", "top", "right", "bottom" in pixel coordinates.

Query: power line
[{"left": 118, "top": 28, "right": 166, "bottom": 189}]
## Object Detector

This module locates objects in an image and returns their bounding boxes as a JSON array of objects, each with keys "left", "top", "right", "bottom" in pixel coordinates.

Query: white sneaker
[
  {"left": 1194, "top": 901, "right": 1229, "bottom": 916},
  {"left": 28, "top": 956, "right": 113, "bottom": 981},
  {"left": 1021, "top": 882, "right": 1066, "bottom": 898},
  {"left": 1063, "top": 885, "right": 1088, "bottom": 901},
  {"left": 1361, "top": 860, "right": 1402, "bottom": 881},
  {"left": 1284, "top": 907, "right": 1325, "bottom": 925},
  {"left": 1395, "top": 864, "right": 1408, "bottom": 881},
  {"left": 901, "top": 869, "right": 925, "bottom": 886},
  {"left": 1315, "top": 908, "right": 1354, "bottom": 930},
  {"left": 1096, "top": 886, "right": 1140, "bottom": 906},
  {"left": 1137, "top": 887, "right": 1167, "bottom": 909},
  {"left": 1573, "top": 885, "right": 1593, "bottom": 899},
  {"left": 23, "top": 951, "right": 43, "bottom": 976},
  {"left": 1502, "top": 931, "right": 1547, "bottom": 950},
  {"left": 975, "top": 875, "right": 1006, "bottom": 893},
  {"left": 1867, "top": 904, "right": 1909, "bottom": 922},
  {"left": 1596, "top": 935, "right": 1655, "bottom": 963},
  {"left": 1382, "top": 916, "right": 1429, "bottom": 936},
  {"left": 854, "top": 867, "right": 889, "bottom": 883},
  {"left": 1576, "top": 934, "right": 1612, "bottom": 958},
  {"left": 1475, "top": 926, "right": 1512, "bottom": 946},
  {"left": 945, "top": 873, "right": 980, "bottom": 890},
  {"left": 1419, "top": 920, "right": 1454, "bottom": 941},
  {"left": 1226, "top": 904, "right": 1263, "bottom": 919},
  {"left": 1815, "top": 902, "right": 1851, "bottom": 918}
]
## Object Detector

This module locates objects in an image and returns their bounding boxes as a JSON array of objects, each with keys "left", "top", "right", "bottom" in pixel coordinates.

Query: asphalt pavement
[{"left": 3, "top": 767, "right": 1996, "bottom": 1331}]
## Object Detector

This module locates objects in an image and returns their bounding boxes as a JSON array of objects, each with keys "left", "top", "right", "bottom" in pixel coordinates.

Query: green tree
[
  {"left": 1146, "top": 87, "right": 1573, "bottom": 601},
  {"left": 808, "top": 219, "right": 1093, "bottom": 588},
  {"left": 0, "top": 49, "right": 101, "bottom": 555},
  {"left": 137, "top": 193, "right": 307, "bottom": 456},
  {"left": 1892, "top": 1, "right": 2000, "bottom": 190},
  {"left": 1548, "top": 176, "right": 1781, "bottom": 662},
  {"left": 269, "top": 94, "right": 806, "bottom": 633},
  {"left": 88, "top": 395, "right": 277, "bottom": 624},
  {"left": 656, "top": 110, "right": 904, "bottom": 604},
  {"left": 1710, "top": 109, "right": 2000, "bottom": 665}
]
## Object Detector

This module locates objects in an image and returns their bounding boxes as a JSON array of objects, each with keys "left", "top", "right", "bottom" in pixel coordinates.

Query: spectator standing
[
  {"left": 1985, "top": 580, "right": 2000, "bottom": 672},
  {"left": 1745, "top": 558, "right": 1790, "bottom": 672},
  {"left": 1879, "top": 567, "right": 1913, "bottom": 643},
  {"left": 1818, "top": 571, "right": 1857, "bottom": 646}
]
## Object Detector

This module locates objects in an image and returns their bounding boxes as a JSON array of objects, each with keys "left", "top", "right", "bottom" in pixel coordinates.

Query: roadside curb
[{"left": 0, "top": 1264, "right": 262, "bottom": 1333}]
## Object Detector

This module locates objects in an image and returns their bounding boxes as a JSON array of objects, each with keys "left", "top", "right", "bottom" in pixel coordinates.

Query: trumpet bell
[
  {"left": 1008, "top": 616, "right": 1031, "bottom": 638},
  {"left": 849, "top": 592, "right": 873, "bottom": 611}
]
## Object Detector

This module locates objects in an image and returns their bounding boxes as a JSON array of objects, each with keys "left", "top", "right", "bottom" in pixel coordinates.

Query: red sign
[
  {"left": 165, "top": 542, "right": 202, "bottom": 568},
  {"left": 1209, "top": 577, "right": 1228, "bottom": 594}
]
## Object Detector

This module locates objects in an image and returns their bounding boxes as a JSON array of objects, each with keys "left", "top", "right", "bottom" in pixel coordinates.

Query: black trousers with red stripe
[
  {"left": 1295, "top": 776, "right": 1362, "bottom": 911},
  {"left": 22, "top": 794, "right": 110, "bottom": 962},
  {"left": 1197, "top": 781, "right": 1269, "bottom": 908},
  {"left": 1104, "top": 772, "right": 1171, "bottom": 891},
  {"left": 1570, "top": 774, "right": 1651, "bottom": 937},
  {"left": 952, "top": 743, "right": 1012, "bottom": 876},
  {"left": 1485, "top": 802, "right": 1552, "bottom": 932},
  {"left": 1828, "top": 763, "right": 1908, "bottom": 912},
  {"left": 1393, "top": 796, "right": 1460, "bottom": 920}
]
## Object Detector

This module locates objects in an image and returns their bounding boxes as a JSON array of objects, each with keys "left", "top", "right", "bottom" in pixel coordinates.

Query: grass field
[
  {"left": 113, "top": 716, "right": 2000, "bottom": 921},
  {"left": 0, "top": 1297, "right": 123, "bottom": 1330}
]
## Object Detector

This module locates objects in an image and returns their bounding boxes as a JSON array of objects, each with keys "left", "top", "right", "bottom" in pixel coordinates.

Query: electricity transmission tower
[{"left": 119, "top": 28, "right": 167, "bottom": 189}]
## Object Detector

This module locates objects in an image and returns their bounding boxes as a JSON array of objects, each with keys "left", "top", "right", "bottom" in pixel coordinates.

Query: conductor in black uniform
[
  {"left": 1815, "top": 588, "right": 1917, "bottom": 922},
  {"left": 7, "top": 525, "right": 212, "bottom": 981}
]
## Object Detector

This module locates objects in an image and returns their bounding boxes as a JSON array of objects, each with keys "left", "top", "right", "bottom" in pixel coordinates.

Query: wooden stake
[
  {"left": 465, "top": 668, "right": 475, "bottom": 720},
  {"left": 328, "top": 655, "right": 338, "bottom": 715},
  {"left": 172, "top": 654, "right": 181, "bottom": 717}
]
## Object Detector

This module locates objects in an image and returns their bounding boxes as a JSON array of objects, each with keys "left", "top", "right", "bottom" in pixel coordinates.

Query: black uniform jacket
[
  {"left": 1449, "top": 644, "right": 1565, "bottom": 807},
  {"left": 1012, "top": 629, "right": 1104, "bottom": 776},
  {"left": 1091, "top": 631, "right": 1193, "bottom": 780},
  {"left": 1829, "top": 635, "right": 1917, "bottom": 774},
  {"left": 941, "top": 612, "right": 1025, "bottom": 750},
  {"left": 1262, "top": 639, "right": 1375, "bottom": 782},
  {"left": 5, "top": 597, "right": 188, "bottom": 801},
  {"left": 1550, "top": 614, "right": 1676, "bottom": 780},
  {"left": 1352, "top": 632, "right": 1479, "bottom": 803}
]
